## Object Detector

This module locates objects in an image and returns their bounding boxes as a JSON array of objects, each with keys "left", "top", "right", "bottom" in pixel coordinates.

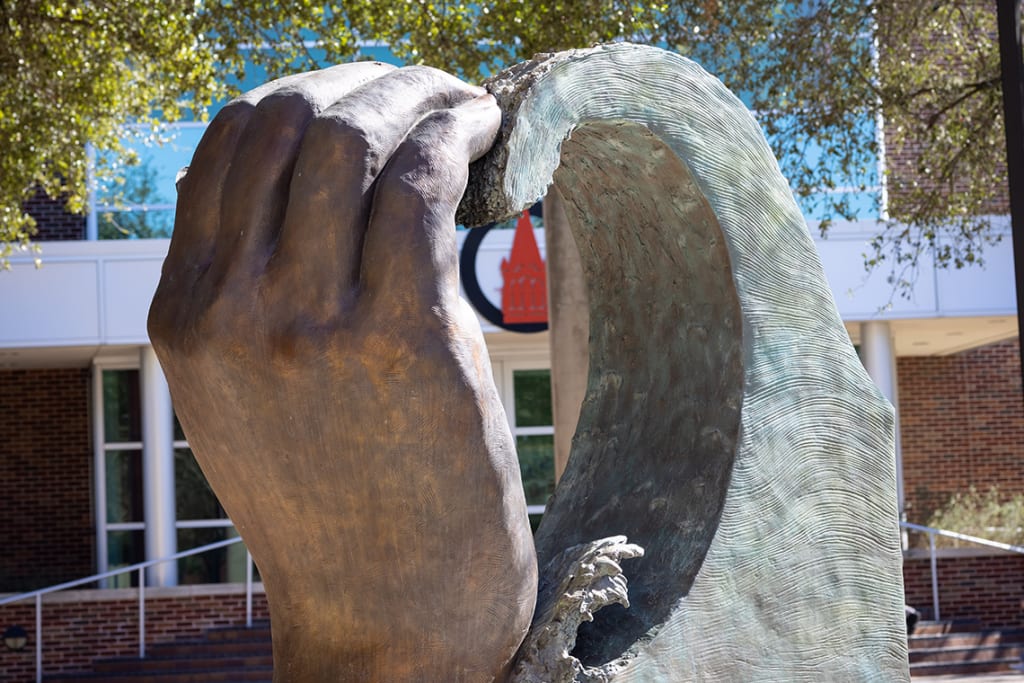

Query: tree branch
[{"left": 926, "top": 77, "right": 1001, "bottom": 128}]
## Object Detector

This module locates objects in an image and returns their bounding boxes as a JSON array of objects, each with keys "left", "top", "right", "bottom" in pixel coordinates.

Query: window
[
  {"left": 99, "top": 368, "right": 144, "bottom": 586},
  {"left": 492, "top": 360, "right": 556, "bottom": 532},
  {"left": 94, "top": 123, "right": 206, "bottom": 240},
  {"left": 96, "top": 366, "right": 247, "bottom": 584}
]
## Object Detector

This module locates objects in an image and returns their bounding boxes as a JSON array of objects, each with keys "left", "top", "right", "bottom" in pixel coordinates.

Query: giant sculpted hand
[{"left": 148, "top": 63, "right": 537, "bottom": 682}]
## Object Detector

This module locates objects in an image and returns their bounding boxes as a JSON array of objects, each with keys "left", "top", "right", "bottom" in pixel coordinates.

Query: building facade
[
  {"left": 1, "top": 46, "right": 1022, "bottom": 675},
  {"left": 2, "top": 189, "right": 1019, "bottom": 585}
]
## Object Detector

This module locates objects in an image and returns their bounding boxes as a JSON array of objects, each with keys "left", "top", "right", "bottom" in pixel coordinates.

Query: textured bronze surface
[
  {"left": 480, "top": 44, "right": 909, "bottom": 682},
  {"left": 151, "top": 43, "right": 908, "bottom": 683},
  {"left": 540, "top": 121, "right": 744, "bottom": 664},
  {"left": 149, "top": 64, "right": 537, "bottom": 682}
]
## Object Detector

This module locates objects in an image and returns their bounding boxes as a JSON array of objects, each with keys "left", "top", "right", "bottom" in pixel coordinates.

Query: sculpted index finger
[{"left": 362, "top": 94, "right": 502, "bottom": 313}]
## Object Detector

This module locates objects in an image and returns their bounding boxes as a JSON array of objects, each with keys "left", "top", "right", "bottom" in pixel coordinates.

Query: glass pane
[
  {"left": 517, "top": 434, "right": 555, "bottom": 506},
  {"left": 105, "top": 449, "right": 143, "bottom": 523},
  {"left": 175, "top": 448, "right": 227, "bottom": 520},
  {"left": 513, "top": 369, "right": 552, "bottom": 428},
  {"left": 97, "top": 125, "right": 205, "bottom": 207},
  {"left": 173, "top": 413, "right": 186, "bottom": 442},
  {"left": 99, "top": 209, "right": 174, "bottom": 239},
  {"left": 178, "top": 527, "right": 249, "bottom": 585},
  {"left": 108, "top": 530, "right": 144, "bottom": 587},
  {"left": 103, "top": 369, "right": 141, "bottom": 442}
]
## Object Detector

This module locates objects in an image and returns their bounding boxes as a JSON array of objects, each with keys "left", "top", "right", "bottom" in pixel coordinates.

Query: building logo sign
[{"left": 459, "top": 206, "right": 548, "bottom": 333}]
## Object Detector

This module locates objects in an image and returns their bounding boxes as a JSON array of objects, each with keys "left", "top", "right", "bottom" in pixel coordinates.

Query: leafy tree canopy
[{"left": 0, "top": 1, "right": 1011, "bottom": 284}]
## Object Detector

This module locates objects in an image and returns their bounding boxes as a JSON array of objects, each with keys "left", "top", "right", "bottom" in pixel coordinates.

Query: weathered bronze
[
  {"left": 151, "top": 44, "right": 909, "bottom": 682},
  {"left": 149, "top": 63, "right": 537, "bottom": 681}
]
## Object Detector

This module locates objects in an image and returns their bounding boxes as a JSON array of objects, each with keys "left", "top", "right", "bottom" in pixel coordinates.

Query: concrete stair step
[
  {"left": 146, "top": 638, "right": 273, "bottom": 658},
  {"left": 909, "top": 643, "right": 1023, "bottom": 665},
  {"left": 94, "top": 654, "right": 274, "bottom": 674},
  {"left": 203, "top": 624, "right": 271, "bottom": 642},
  {"left": 43, "top": 624, "right": 275, "bottom": 682},
  {"left": 908, "top": 624, "right": 1024, "bottom": 676},
  {"left": 46, "top": 666, "right": 273, "bottom": 683},
  {"left": 912, "top": 619, "right": 984, "bottom": 636},
  {"left": 909, "top": 657, "right": 1023, "bottom": 676},
  {"left": 909, "top": 629, "right": 1024, "bottom": 650}
]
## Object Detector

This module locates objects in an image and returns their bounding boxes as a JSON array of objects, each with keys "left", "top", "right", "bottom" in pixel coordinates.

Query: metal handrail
[
  {"left": 0, "top": 537, "right": 257, "bottom": 683},
  {"left": 6, "top": 522, "right": 1021, "bottom": 681},
  {"left": 900, "top": 520, "right": 1024, "bottom": 623}
]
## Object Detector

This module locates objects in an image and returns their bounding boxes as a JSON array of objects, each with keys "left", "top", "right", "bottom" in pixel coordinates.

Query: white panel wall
[
  {"left": 2, "top": 258, "right": 100, "bottom": 344},
  {"left": 934, "top": 232, "right": 1018, "bottom": 315},
  {"left": 1, "top": 240, "right": 168, "bottom": 348},
  {"left": 103, "top": 256, "right": 165, "bottom": 343},
  {"left": 817, "top": 237, "right": 938, "bottom": 317},
  {"left": 0, "top": 222, "right": 1016, "bottom": 352},
  {"left": 812, "top": 218, "right": 1016, "bottom": 321}
]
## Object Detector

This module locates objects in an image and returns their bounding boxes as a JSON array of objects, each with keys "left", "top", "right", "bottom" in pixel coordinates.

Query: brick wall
[
  {"left": 0, "top": 368, "right": 94, "bottom": 592},
  {"left": 899, "top": 338, "right": 1024, "bottom": 522},
  {"left": 904, "top": 551, "right": 1024, "bottom": 627},
  {"left": 879, "top": 2, "right": 1009, "bottom": 218},
  {"left": 0, "top": 586, "right": 270, "bottom": 682},
  {"left": 884, "top": 121, "right": 1010, "bottom": 218},
  {"left": 21, "top": 187, "right": 86, "bottom": 241}
]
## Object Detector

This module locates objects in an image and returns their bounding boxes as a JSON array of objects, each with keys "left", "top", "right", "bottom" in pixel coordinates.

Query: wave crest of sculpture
[{"left": 467, "top": 43, "right": 908, "bottom": 682}]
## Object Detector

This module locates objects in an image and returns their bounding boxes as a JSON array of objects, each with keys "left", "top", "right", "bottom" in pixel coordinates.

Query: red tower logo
[{"left": 500, "top": 211, "right": 548, "bottom": 324}]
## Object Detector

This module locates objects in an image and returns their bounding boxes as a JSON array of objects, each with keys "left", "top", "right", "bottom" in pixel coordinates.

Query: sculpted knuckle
[
  {"left": 147, "top": 289, "right": 178, "bottom": 347},
  {"left": 266, "top": 327, "right": 312, "bottom": 365},
  {"left": 196, "top": 294, "right": 241, "bottom": 337},
  {"left": 393, "top": 119, "right": 453, "bottom": 169},
  {"left": 395, "top": 65, "right": 447, "bottom": 86},
  {"left": 148, "top": 272, "right": 198, "bottom": 346},
  {"left": 265, "top": 316, "right": 347, "bottom": 367},
  {"left": 305, "top": 116, "right": 376, "bottom": 171},
  {"left": 397, "top": 110, "right": 462, "bottom": 165},
  {"left": 254, "top": 88, "right": 316, "bottom": 128},
  {"left": 387, "top": 123, "right": 466, "bottom": 203},
  {"left": 151, "top": 286, "right": 254, "bottom": 362},
  {"left": 422, "top": 108, "right": 461, "bottom": 132},
  {"left": 211, "top": 98, "right": 255, "bottom": 132}
]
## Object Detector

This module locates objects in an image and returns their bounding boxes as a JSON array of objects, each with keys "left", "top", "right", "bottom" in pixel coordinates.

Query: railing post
[
  {"left": 0, "top": 535, "right": 251, "bottom": 678},
  {"left": 929, "top": 531, "right": 940, "bottom": 621},
  {"left": 35, "top": 594, "right": 42, "bottom": 683},
  {"left": 138, "top": 567, "right": 146, "bottom": 658},
  {"left": 246, "top": 550, "right": 254, "bottom": 629}
]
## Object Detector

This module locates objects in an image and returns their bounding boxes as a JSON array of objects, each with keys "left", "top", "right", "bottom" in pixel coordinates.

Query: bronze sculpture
[
  {"left": 151, "top": 45, "right": 909, "bottom": 682},
  {"left": 150, "top": 62, "right": 537, "bottom": 680}
]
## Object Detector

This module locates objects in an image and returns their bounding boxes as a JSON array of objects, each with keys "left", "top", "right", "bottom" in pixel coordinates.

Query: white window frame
[
  {"left": 92, "top": 353, "right": 236, "bottom": 586},
  {"left": 494, "top": 357, "right": 554, "bottom": 516}
]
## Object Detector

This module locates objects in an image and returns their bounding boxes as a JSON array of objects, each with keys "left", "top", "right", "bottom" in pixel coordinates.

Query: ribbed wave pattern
[{"left": 483, "top": 44, "right": 908, "bottom": 682}]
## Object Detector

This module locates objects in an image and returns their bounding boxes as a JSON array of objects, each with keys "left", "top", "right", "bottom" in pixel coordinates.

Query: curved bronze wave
[{"left": 462, "top": 44, "right": 908, "bottom": 682}]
